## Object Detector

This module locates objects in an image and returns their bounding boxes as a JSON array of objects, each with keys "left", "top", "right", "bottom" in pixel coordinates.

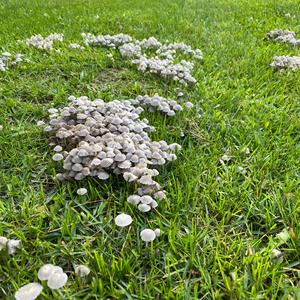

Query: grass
[{"left": 0, "top": 0, "right": 299, "bottom": 299}]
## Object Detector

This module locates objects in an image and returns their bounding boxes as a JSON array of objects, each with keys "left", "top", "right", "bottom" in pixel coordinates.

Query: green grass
[{"left": 0, "top": 0, "right": 300, "bottom": 299}]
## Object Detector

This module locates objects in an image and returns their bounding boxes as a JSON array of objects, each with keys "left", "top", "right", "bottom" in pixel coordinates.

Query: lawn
[{"left": 0, "top": 0, "right": 299, "bottom": 299}]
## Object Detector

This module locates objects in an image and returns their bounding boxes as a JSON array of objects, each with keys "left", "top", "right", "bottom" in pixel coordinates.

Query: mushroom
[
  {"left": 7, "top": 239, "right": 20, "bottom": 255},
  {"left": 77, "top": 188, "right": 87, "bottom": 196},
  {"left": 75, "top": 265, "right": 90, "bottom": 277},
  {"left": 138, "top": 203, "right": 151, "bottom": 212},
  {"left": 15, "top": 283, "right": 43, "bottom": 300},
  {"left": 140, "top": 229, "right": 156, "bottom": 242},
  {"left": 47, "top": 271, "right": 68, "bottom": 290},
  {"left": 115, "top": 213, "right": 133, "bottom": 227}
]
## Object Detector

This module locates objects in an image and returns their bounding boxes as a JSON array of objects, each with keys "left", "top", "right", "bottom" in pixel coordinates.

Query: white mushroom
[
  {"left": 127, "top": 195, "right": 141, "bottom": 205},
  {"left": 7, "top": 239, "right": 20, "bottom": 255},
  {"left": 77, "top": 188, "right": 87, "bottom": 196},
  {"left": 140, "top": 195, "right": 154, "bottom": 205},
  {"left": 140, "top": 229, "right": 156, "bottom": 242},
  {"left": 75, "top": 265, "right": 90, "bottom": 277},
  {"left": 115, "top": 213, "right": 133, "bottom": 227},
  {"left": 138, "top": 203, "right": 151, "bottom": 212},
  {"left": 154, "top": 228, "right": 161, "bottom": 237},
  {"left": 47, "top": 271, "right": 68, "bottom": 290},
  {"left": 0, "top": 236, "right": 8, "bottom": 250},
  {"left": 52, "top": 153, "right": 64, "bottom": 161},
  {"left": 37, "top": 264, "right": 61, "bottom": 281},
  {"left": 15, "top": 283, "right": 43, "bottom": 300}
]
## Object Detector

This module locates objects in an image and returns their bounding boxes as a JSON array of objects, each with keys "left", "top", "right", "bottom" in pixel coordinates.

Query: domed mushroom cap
[
  {"left": 123, "top": 172, "right": 138, "bottom": 182},
  {"left": 75, "top": 265, "right": 90, "bottom": 277},
  {"left": 115, "top": 213, "right": 133, "bottom": 227},
  {"left": 127, "top": 194, "right": 141, "bottom": 205},
  {"left": 153, "top": 191, "right": 166, "bottom": 200},
  {"left": 184, "top": 101, "right": 194, "bottom": 109},
  {"left": 53, "top": 145, "right": 63, "bottom": 152},
  {"left": 52, "top": 153, "right": 64, "bottom": 161},
  {"left": 37, "top": 264, "right": 60, "bottom": 281},
  {"left": 15, "top": 282, "right": 43, "bottom": 300},
  {"left": 97, "top": 171, "right": 110, "bottom": 180},
  {"left": 77, "top": 188, "right": 87, "bottom": 196},
  {"left": 100, "top": 158, "right": 114, "bottom": 168},
  {"left": 0, "top": 236, "right": 8, "bottom": 250},
  {"left": 47, "top": 271, "right": 68, "bottom": 290},
  {"left": 118, "top": 160, "right": 131, "bottom": 169},
  {"left": 154, "top": 228, "right": 161, "bottom": 237},
  {"left": 140, "top": 195, "right": 154, "bottom": 205},
  {"left": 7, "top": 239, "right": 20, "bottom": 255},
  {"left": 138, "top": 175, "right": 155, "bottom": 186},
  {"left": 140, "top": 229, "right": 156, "bottom": 242},
  {"left": 138, "top": 203, "right": 151, "bottom": 212}
]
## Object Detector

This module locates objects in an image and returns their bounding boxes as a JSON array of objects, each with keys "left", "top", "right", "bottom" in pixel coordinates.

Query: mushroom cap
[
  {"left": 115, "top": 213, "right": 133, "bottom": 227},
  {"left": 37, "top": 264, "right": 59, "bottom": 281},
  {"left": 138, "top": 203, "right": 151, "bottom": 212},
  {"left": 140, "top": 229, "right": 156, "bottom": 242},
  {"left": 77, "top": 188, "right": 87, "bottom": 196},
  {"left": 53, "top": 145, "right": 63, "bottom": 152},
  {"left": 154, "top": 228, "right": 161, "bottom": 237},
  {"left": 7, "top": 239, "right": 20, "bottom": 255},
  {"left": 52, "top": 153, "right": 64, "bottom": 161},
  {"left": 127, "top": 195, "right": 141, "bottom": 205},
  {"left": 138, "top": 175, "right": 155, "bottom": 186},
  {"left": 15, "top": 282, "right": 43, "bottom": 300},
  {"left": 47, "top": 271, "right": 68, "bottom": 290},
  {"left": 123, "top": 172, "right": 138, "bottom": 182},
  {"left": 0, "top": 236, "right": 8, "bottom": 250},
  {"left": 75, "top": 265, "right": 90, "bottom": 277},
  {"left": 97, "top": 171, "right": 109, "bottom": 180},
  {"left": 140, "top": 195, "right": 154, "bottom": 205},
  {"left": 100, "top": 158, "right": 114, "bottom": 168}
]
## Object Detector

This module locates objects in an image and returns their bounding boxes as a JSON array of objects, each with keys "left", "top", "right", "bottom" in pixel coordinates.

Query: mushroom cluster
[
  {"left": 44, "top": 95, "right": 185, "bottom": 211},
  {"left": 38, "top": 264, "right": 68, "bottom": 289},
  {"left": 266, "top": 29, "right": 300, "bottom": 46},
  {"left": 82, "top": 33, "right": 133, "bottom": 48},
  {"left": 25, "top": 33, "right": 64, "bottom": 50},
  {"left": 82, "top": 33, "right": 202, "bottom": 84},
  {"left": 0, "top": 52, "right": 24, "bottom": 71},
  {"left": 0, "top": 236, "right": 20, "bottom": 255},
  {"left": 270, "top": 55, "right": 300, "bottom": 69},
  {"left": 69, "top": 43, "right": 85, "bottom": 50}
]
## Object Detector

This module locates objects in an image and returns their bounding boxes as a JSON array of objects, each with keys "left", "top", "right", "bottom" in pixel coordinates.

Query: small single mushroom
[
  {"left": 127, "top": 195, "right": 141, "bottom": 205},
  {"left": 118, "top": 160, "right": 131, "bottom": 169},
  {"left": 0, "top": 236, "right": 8, "bottom": 250},
  {"left": 138, "top": 175, "right": 155, "bottom": 186},
  {"left": 47, "top": 271, "right": 68, "bottom": 290},
  {"left": 114, "top": 153, "right": 126, "bottom": 162},
  {"left": 77, "top": 188, "right": 87, "bottom": 196},
  {"left": 140, "top": 195, "right": 154, "bottom": 205},
  {"left": 100, "top": 158, "right": 114, "bottom": 168},
  {"left": 53, "top": 145, "right": 63, "bottom": 152},
  {"left": 138, "top": 203, "right": 151, "bottom": 212},
  {"left": 123, "top": 172, "right": 138, "bottom": 182},
  {"left": 97, "top": 171, "right": 109, "bottom": 180},
  {"left": 72, "top": 163, "right": 83, "bottom": 172},
  {"left": 15, "top": 282, "right": 43, "bottom": 300},
  {"left": 184, "top": 101, "right": 194, "bottom": 109},
  {"left": 75, "top": 265, "right": 90, "bottom": 277},
  {"left": 6, "top": 239, "right": 20, "bottom": 255},
  {"left": 78, "top": 149, "right": 89, "bottom": 157},
  {"left": 154, "top": 228, "right": 161, "bottom": 237},
  {"left": 52, "top": 153, "right": 64, "bottom": 161},
  {"left": 153, "top": 191, "right": 166, "bottom": 200},
  {"left": 140, "top": 229, "right": 156, "bottom": 242},
  {"left": 115, "top": 213, "right": 133, "bottom": 227},
  {"left": 37, "top": 264, "right": 61, "bottom": 281}
]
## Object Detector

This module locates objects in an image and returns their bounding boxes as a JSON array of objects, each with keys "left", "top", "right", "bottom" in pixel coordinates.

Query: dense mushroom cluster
[
  {"left": 271, "top": 55, "right": 300, "bottom": 69},
  {"left": 25, "top": 33, "right": 64, "bottom": 50},
  {"left": 266, "top": 29, "right": 300, "bottom": 46},
  {"left": 0, "top": 52, "right": 24, "bottom": 71},
  {"left": 45, "top": 95, "right": 187, "bottom": 212},
  {"left": 82, "top": 33, "right": 202, "bottom": 84}
]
